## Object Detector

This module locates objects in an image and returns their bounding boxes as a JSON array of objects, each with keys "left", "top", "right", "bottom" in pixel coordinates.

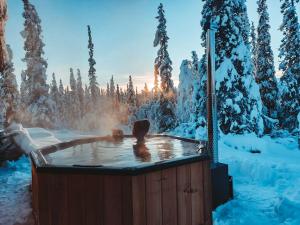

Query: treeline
[{"left": 0, "top": 0, "right": 299, "bottom": 137}]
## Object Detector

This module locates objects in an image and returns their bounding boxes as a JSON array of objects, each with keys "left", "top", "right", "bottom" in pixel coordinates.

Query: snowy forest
[
  {"left": 0, "top": 0, "right": 300, "bottom": 224},
  {"left": 0, "top": 0, "right": 299, "bottom": 138}
]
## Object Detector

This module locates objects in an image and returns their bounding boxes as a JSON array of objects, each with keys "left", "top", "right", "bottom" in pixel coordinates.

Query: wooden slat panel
[
  {"left": 162, "top": 167, "right": 178, "bottom": 225},
  {"left": 191, "top": 162, "right": 204, "bottom": 225},
  {"left": 146, "top": 171, "right": 162, "bottom": 225},
  {"left": 103, "top": 175, "right": 122, "bottom": 225},
  {"left": 203, "top": 160, "right": 212, "bottom": 225},
  {"left": 84, "top": 174, "right": 103, "bottom": 225},
  {"left": 31, "top": 166, "right": 37, "bottom": 218},
  {"left": 50, "top": 174, "right": 68, "bottom": 225},
  {"left": 132, "top": 175, "right": 146, "bottom": 225},
  {"left": 177, "top": 165, "right": 192, "bottom": 225},
  {"left": 67, "top": 174, "right": 86, "bottom": 225},
  {"left": 38, "top": 173, "right": 51, "bottom": 225},
  {"left": 122, "top": 176, "right": 133, "bottom": 225}
]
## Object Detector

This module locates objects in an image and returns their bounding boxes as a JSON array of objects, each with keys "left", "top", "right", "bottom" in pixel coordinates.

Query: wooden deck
[{"left": 32, "top": 160, "right": 212, "bottom": 225}]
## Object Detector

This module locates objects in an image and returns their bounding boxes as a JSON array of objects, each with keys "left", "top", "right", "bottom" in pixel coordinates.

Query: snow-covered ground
[
  {"left": 214, "top": 133, "right": 300, "bottom": 225},
  {"left": 0, "top": 128, "right": 299, "bottom": 225}
]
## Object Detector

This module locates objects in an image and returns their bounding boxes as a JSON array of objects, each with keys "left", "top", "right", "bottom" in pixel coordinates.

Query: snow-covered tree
[
  {"left": 57, "top": 79, "right": 65, "bottom": 124},
  {"left": 116, "top": 84, "right": 120, "bottom": 103},
  {"left": 256, "top": 0, "right": 279, "bottom": 133},
  {"left": 50, "top": 73, "right": 59, "bottom": 104},
  {"left": 110, "top": 75, "right": 115, "bottom": 98},
  {"left": 67, "top": 68, "right": 80, "bottom": 128},
  {"left": 151, "top": 3, "right": 177, "bottom": 132},
  {"left": 153, "top": 67, "right": 160, "bottom": 97},
  {"left": 176, "top": 60, "right": 194, "bottom": 123},
  {"left": 76, "top": 69, "right": 84, "bottom": 117},
  {"left": 153, "top": 3, "right": 174, "bottom": 95},
  {"left": 197, "top": 0, "right": 264, "bottom": 135},
  {"left": 21, "top": 0, "right": 56, "bottom": 128},
  {"left": 87, "top": 25, "right": 99, "bottom": 103},
  {"left": 0, "top": 45, "right": 18, "bottom": 126},
  {"left": 84, "top": 84, "right": 91, "bottom": 112},
  {"left": 127, "top": 75, "right": 136, "bottom": 107},
  {"left": 142, "top": 83, "right": 150, "bottom": 101},
  {"left": 191, "top": 51, "right": 199, "bottom": 74},
  {"left": 250, "top": 22, "right": 258, "bottom": 78},
  {"left": 278, "top": 0, "right": 300, "bottom": 132},
  {"left": 106, "top": 83, "right": 109, "bottom": 98}
]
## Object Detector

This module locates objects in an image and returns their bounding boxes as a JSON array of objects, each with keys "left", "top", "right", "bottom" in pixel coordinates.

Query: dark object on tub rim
[{"left": 132, "top": 120, "right": 150, "bottom": 144}]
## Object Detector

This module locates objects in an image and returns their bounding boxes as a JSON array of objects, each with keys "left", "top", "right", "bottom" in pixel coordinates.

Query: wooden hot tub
[{"left": 30, "top": 135, "right": 212, "bottom": 225}]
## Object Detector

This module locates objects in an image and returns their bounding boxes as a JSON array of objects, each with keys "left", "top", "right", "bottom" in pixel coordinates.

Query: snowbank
[{"left": 0, "top": 129, "right": 299, "bottom": 225}]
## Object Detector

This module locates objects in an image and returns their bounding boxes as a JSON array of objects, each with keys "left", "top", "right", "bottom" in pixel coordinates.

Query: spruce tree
[
  {"left": 127, "top": 75, "right": 136, "bottom": 107},
  {"left": 197, "top": 0, "right": 264, "bottom": 135},
  {"left": 116, "top": 84, "right": 120, "bottom": 102},
  {"left": 50, "top": 73, "right": 59, "bottom": 104},
  {"left": 278, "top": 0, "right": 300, "bottom": 131},
  {"left": 76, "top": 69, "right": 84, "bottom": 117},
  {"left": 21, "top": 0, "right": 55, "bottom": 127},
  {"left": 143, "top": 83, "right": 149, "bottom": 100},
  {"left": 191, "top": 51, "right": 199, "bottom": 74},
  {"left": 153, "top": 3, "right": 174, "bottom": 95},
  {"left": 68, "top": 68, "right": 80, "bottom": 128},
  {"left": 110, "top": 75, "right": 115, "bottom": 98},
  {"left": 57, "top": 79, "right": 65, "bottom": 124},
  {"left": 87, "top": 25, "right": 99, "bottom": 103},
  {"left": 0, "top": 45, "right": 19, "bottom": 126},
  {"left": 153, "top": 68, "right": 159, "bottom": 97},
  {"left": 106, "top": 83, "right": 110, "bottom": 98},
  {"left": 250, "top": 22, "right": 258, "bottom": 79},
  {"left": 256, "top": 0, "right": 279, "bottom": 132}
]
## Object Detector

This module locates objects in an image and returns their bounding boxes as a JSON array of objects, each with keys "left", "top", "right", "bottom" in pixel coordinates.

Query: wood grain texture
[
  {"left": 103, "top": 175, "right": 123, "bottom": 225},
  {"left": 191, "top": 162, "right": 204, "bottom": 225},
  {"left": 67, "top": 174, "right": 86, "bottom": 225},
  {"left": 50, "top": 173, "right": 68, "bottom": 225},
  {"left": 203, "top": 160, "right": 213, "bottom": 225},
  {"left": 37, "top": 173, "right": 51, "bottom": 225},
  {"left": 32, "top": 160, "right": 212, "bottom": 225},
  {"left": 177, "top": 164, "right": 192, "bottom": 225},
  {"left": 132, "top": 175, "right": 146, "bottom": 225},
  {"left": 162, "top": 167, "right": 178, "bottom": 225},
  {"left": 146, "top": 171, "right": 162, "bottom": 225}
]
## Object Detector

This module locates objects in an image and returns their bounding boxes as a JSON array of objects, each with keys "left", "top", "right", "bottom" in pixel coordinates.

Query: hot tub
[{"left": 30, "top": 135, "right": 212, "bottom": 225}]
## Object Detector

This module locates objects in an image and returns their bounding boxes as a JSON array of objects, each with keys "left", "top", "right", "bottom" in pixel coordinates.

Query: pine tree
[
  {"left": 127, "top": 75, "right": 136, "bottom": 107},
  {"left": 84, "top": 84, "right": 91, "bottom": 112},
  {"left": 197, "top": 0, "right": 264, "bottom": 135},
  {"left": 116, "top": 84, "right": 120, "bottom": 102},
  {"left": 0, "top": 45, "right": 19, "bottom": 126},
  {"left": 110, "top": 75, "right": 115, "bottom": 98},
  {"left": 256, "top": 0, "right": 279, "bottom": 133},
  {"left": 177, "top": 59, "right": 195, "bottom": 124},
  {"left": 142, "top": 83, "right": 150, "bottom": 101},
  {"left": 20, "top": 70, "right": 28, "bottom": 109},
  {"left": 57, "top": 79, "right": 65, "bottom": 124},
  {"left": 87, "top": 25, "right": 99, "bottom": 103},
  {"left": 250, "top": 22, "right": 258, "bottom": 79},
  {"left": 21, "top": 0, "right": 56, "bottom": 128},
  {"left": 106, "top": 83, "right": 110, "bottom": 98},
  {"left": 278, "top": 0, "right": 300, "bottom": 131},
  {"left": 153, "top": 68, "right": 159, "bottom": 97},
  {"left": 68, "top": 68, "right": 80, "bottom": 128},
  {"left": 50, "top": 73, "right": 59, "bottom": 104},
  {"left": 191, "top": 51, "right": 199, "bottom": 74},
  {"left": 76, "top": 69, "right": 84, "bottom": 117},
  {"left": 153, "top": 3, "right": 174, "bottom": 95}
]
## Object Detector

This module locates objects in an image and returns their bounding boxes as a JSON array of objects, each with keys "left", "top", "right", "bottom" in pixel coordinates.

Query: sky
[{"left": 6, "top": 0, "right": 300, "bottom": 91}]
